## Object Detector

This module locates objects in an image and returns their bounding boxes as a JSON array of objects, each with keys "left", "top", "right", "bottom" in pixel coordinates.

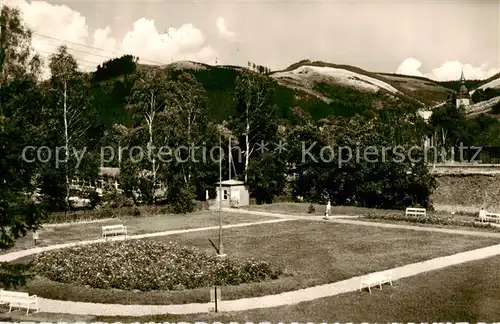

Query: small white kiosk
[{"left": 215, "top": 180, "right": 249, "bottom": 208}]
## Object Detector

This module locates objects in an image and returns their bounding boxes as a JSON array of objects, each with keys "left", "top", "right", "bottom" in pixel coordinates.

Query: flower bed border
[{"left": 364, "top": 213, "right": 497, "bottom": 230}]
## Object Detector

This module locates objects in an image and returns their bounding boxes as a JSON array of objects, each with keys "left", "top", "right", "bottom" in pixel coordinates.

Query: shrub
[
  {"left": 32, "top": 240, "right": 283, "bottom": 291},
  {"left": 100, "top": 208, "right": 114, "bottom": 219},
  {"left": 132, "top": 207, "right": 141, "bottom": 217},
  {"left": 102, "top": 185, "right": 133, "bottom": 209},
  {"left": 307, "top": 203, "right": 315, "bottom": 214},
  {"left": 167, "top": 182, "right": 196, "bottom": 214}
]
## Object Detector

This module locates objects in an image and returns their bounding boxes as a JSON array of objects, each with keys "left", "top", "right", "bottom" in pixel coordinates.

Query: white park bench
[
  {"left": 359, "top": 270, "right": 393, "bottom": 294},
  {"left": 405, "top": 207, "right": 426, "bottom": 217},
  {"left": 102, "top": 224, "right": 127, "bottom": 239},
  {"left": 479, "top": 212, "right": 500, "bottom": 223},
  {"left": 0, "top": 289, "right": 39, "bottom": 314}
]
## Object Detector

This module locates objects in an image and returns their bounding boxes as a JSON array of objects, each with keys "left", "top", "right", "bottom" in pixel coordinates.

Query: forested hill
[{"left": 90, "top": 56, "right": 460, "bottom": 128}]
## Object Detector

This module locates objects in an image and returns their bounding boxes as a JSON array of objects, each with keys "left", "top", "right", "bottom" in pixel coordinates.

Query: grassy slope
[
  {"left": 272, "top": 61, "right": 451, "bottom": 105},
  {"left": 378, "top": 72, "right": 452, "bottom": 105},
  {"left": 471, "top": 72, "right": 500, "bottom": 90}
]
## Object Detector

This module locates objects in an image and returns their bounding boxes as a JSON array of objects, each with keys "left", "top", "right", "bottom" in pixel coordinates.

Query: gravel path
[
  {"left": 3, "top": 210, "right": 500, "bottom": 316},
  {"left": 228, "top": 208, "right": 500, "bottom": 238}
]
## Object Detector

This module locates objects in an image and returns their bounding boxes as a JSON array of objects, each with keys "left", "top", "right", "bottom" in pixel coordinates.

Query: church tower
[{"left": 456, "top": 70, "right": 470, "bottom": 109}]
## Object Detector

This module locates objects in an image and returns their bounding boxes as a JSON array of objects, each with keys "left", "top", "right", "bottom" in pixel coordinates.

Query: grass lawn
[
  {"left": 17, "top": 220, "right": 500, "bottom": 306},
  {"left": 2, "top": 211, "right": 277, "bottom": 254},
  {"left": 9, "top": 254, "right": 500, "bottom": 322},
  {"left": 247, "top": 202, "right": 495, "bottom": 231},
  {"left": 245, "top": 202, "right": 469, "bottom": 218}
]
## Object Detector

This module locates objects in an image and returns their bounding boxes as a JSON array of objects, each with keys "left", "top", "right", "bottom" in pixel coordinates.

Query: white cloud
[
  {"left": 395, "top": 57, "right": 423, "bottom": 78},
  {"left": 119, "top": 19, "right": 216, "bottom": 65},
  {"left": 4, "top": 0, "right": 219, "bottom": 77},
  {"left": 216, "top": 17, "right": 236, "bottom": 41},
  {"left": 92, "top": 26, "right": 116, "bottom": 52},
  {"left": 396, "top": 57, "right": 499, "bottom": 81}
]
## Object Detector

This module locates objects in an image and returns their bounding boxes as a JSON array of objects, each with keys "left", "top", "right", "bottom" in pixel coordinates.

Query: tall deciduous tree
[
  {"left": 167, "top": 72, "right": 208, "bottom": 182},
  {"left": 232, "top": 70, "right": 277, "bottom": 182},
  {"left": 44, "top": 45, "right": 97, "bottom": 212},
  {"left": 127, "top": 68, "right": 172, "bottom": 203},
  {"left": 0, "top": 5, "right": 41, "bottom": 89},
  {"left": 0, "top": 4, "right": 45, "bottom": 287}
]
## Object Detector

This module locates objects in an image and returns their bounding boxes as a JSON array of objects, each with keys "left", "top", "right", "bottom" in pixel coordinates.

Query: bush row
[
  {"left": 33, "top": 240, "right": 283, "bottom": 291},
  {"left": 364, "top": 213, "right": 496, "bottom": 229},
  {"left": 44, "top": 201, "right": 210, "bottom": 224}
]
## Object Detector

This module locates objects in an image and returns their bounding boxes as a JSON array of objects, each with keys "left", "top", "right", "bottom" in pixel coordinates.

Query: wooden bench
[
  {"left": 102, "top": 224, "right": 127, "bottom": 238},
  {"left": 359, "top": 270, "right": 393, "bottom": 293},
  {"left": 405, "top": 207, "right": 426, "bottom": 217},
  {"left": 0, "top": 289, "right": 39, "bottom": 314},
  {"left": 479, "top": 212, "right": 500, "bottom": 223}
]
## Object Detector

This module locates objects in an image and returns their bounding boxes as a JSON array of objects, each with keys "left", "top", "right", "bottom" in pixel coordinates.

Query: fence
[{"left": 425, "top": 146, "right": 500, "bottom": 164}]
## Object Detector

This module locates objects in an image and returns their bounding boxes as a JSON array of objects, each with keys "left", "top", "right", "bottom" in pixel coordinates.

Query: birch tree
[
  {"left": 167, "top": 72, "right": 207, "bottom": 182},
  {"left": 47, "top": 45, "right": 93, "bottom": 212},
  {"left": 127, "top": 68, "right": 171, "bottom": 203},
  {"left": 232, "top": 70, "right": 277, "bottom": 182}
]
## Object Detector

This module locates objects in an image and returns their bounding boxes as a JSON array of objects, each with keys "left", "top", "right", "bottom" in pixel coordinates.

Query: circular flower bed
[{"left": 32, "top": 240, "right": 283, "bottom": 291}]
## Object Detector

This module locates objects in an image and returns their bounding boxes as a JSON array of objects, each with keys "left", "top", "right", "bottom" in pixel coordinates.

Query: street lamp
[{"left": 217, "top": 136, "right": 226, "bottom": 258}]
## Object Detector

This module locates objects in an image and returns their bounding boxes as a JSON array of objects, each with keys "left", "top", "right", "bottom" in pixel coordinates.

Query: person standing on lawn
[
  {"left": 479, "top": 207, "right": 487, "bottom": 222},
  {"left": 324, "top": 200, "right": 331, "bottom": 220}
]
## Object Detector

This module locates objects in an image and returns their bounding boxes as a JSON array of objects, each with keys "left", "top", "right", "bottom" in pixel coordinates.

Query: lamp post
[
  {"left": 33, "top": 230, "right": 39, "bottom": 246},
  {"left": 228, "top": 137, "right": 232, "bottom": 207},
  {"left": 218, "top": 136, "right": 225, "bottom": 257}
]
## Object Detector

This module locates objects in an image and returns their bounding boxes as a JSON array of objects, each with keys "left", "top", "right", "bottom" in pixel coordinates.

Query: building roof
[
  {"left": 99, "top": 167, "right": 120, "bottom": 177},
  {"left": 216, "top": 179, "right": 245, "bottom": 186},
  {"left": 417, "top": 110, "right": 433, "bottom": 121}
]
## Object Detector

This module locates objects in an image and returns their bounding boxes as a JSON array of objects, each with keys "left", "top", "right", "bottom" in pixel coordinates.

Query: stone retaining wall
[{"left": 431, "top": 174, "right": 500, "bottom": 214}]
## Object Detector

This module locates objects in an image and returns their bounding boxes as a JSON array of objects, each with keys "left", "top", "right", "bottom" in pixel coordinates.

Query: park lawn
[
  {"left": 1, "top": 211, "right": 277, "bottom": 254},
  {"left": 18, "top": 220, "right": 500, "bottom": 305},
  {"left": 10, "top": 254, "right": 500, "bottom": 322},
  {"left": 247, "top": 202, "right": 488, "bottom": 230},
  {"left": 244, "top": 202, "right": 450, "bottom": 217},
  {"left": 96, "top": 253, "right": 500, "bottom": 322}
]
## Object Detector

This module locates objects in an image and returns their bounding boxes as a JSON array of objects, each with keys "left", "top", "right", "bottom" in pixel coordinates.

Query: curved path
[
  {"left": 4, "top": 211, "right": 500, "bottom": 316},
  {"left": 228, "top": 208, "right": 500, "bottom": 238}
]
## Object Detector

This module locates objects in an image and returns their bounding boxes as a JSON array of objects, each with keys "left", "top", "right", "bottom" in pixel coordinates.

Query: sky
[{"left": 4, "top": 0, "right": 500, "bottom": 81}]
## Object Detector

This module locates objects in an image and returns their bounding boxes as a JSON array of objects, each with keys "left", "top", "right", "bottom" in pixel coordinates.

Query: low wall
[{"left": 429, "top": 163, "right": 500, "bottom": 175}]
